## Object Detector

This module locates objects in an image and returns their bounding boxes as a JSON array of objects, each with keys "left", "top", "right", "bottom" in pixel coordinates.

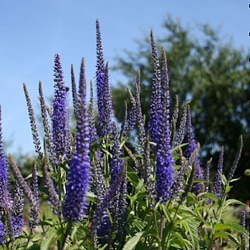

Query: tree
[{"left": 111, "top": 16, "right": 250, "bottom": 201}]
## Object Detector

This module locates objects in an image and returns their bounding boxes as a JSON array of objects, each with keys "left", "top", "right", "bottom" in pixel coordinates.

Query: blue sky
[{"left": 0, "top": 1, "right": 249, "bottom": 155}]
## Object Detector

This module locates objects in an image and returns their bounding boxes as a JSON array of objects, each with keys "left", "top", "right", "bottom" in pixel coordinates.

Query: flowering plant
[{"left": 0, "top": 20, "right": 248, "bottom": 250}]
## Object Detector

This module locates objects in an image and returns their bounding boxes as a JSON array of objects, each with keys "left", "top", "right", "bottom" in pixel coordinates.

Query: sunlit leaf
[{"left": 122, "top": 232, "right": 144, "bottom": 250}]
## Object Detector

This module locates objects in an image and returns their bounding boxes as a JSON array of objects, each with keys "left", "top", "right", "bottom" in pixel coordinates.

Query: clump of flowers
[{"left": 0, "top": 20, "right": 247, "bottom": 250}]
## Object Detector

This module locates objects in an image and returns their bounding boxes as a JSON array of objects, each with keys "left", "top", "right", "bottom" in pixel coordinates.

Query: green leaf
[
  {"left": 225, "top": 184, "right": 232, "bottom": 193},
  {"left": 172, "top": 143, "right": 188, "bottom": 152},
  {"left": 186, "top": 191, "right": 198, "bottom": 203},
  {"left": 223, "top": 199, "right": 246, "bottom": 208},
  {"left": 178, "top": 205, "right": 199, "bottom": 218},
  {"left": 198, "top": 192, "right": 219, "bottom": 203},
  {"left": 41, "top": 228, "right": 57, "bottom": 250},
  {"left": 27, "top": 244, "right": 41, "bottom": 250},
  {"left": 122, "top": 232, "right": 144, "bottom": 250},
  {"left": 143, "top": 227, "right": 159, "bottom": 241},
  {"left": 133, "top": 218, "right": 145, "bottom": 231},
  {"left": 160, "top": 201, "right": 173, "bottom": 221},
  {"left": 39, "top": 218, "right": 54, "bottom": 226},
  {"left": 180, "top": 218, "right": 200, "bottom": 249},
  {"left": 220, "top": 173, "right": 228, "bottom": 186},
  {"left": 170, "top": 232, "right": 193, "bottom": 250},
  {"left": 229, "top": 176, "right": 241, "bottom": 183},
  {"left": 127, "top": 171, "right": 140, "bottom": 187},
  {"left": 213, "top": 231, "right": 240, "bottom": 246},
  {"left": 135, "top": 179, "right": 145, "bottom": 193},
  {"left": 214, "top": 223, "right": 248, "bottom": 235}
]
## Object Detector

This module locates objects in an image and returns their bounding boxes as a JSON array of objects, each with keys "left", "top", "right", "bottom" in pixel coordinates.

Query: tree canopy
[{"left": 111, "top": 16, "right": 250, "bottom": 202}]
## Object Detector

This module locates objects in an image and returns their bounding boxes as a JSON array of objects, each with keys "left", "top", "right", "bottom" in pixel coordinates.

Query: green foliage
[
  {"left": 4, "top": 133, "right": 248, "bottom": 249},
  {"left": 121, "top": 155, "right": 248, "bottom": 250}
]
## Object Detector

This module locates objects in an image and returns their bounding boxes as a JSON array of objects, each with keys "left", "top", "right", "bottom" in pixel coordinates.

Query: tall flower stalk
[
  {"left": 0, "top": 106, "right": 12, "bottom": 243},
  {"left": 212, "top": 147, "right": 224, "bottom": 198},
  {"left": 0, "top": 107, "right": 12, "bottom": 211},
  {"left": 155, "top": 49, "right": 174, "bottom": 202},
  {"left": 135, "top": 71, "right": 146, "bottom": 151},
  {"left": 185, "top": 105, "right": 203, "bottom": 195},
  {"left": 96, "top": 20, "right": 113, "bottom": 137},
  {"left": 23, "top": 84, "right": 43, "bottom": 160},
  {"left": 11, "top": 182, "right": 24, "bottom": 238},
  {"left": 227, "top": 135, "right": 243, "bottom": 182},
  {"left": 9, "top": 157, "right": 40, "bottom": 228},
  {"left": 38, "top": 81, "right": 56, "bottom": 165},
  {"left": 63, "top": 58, "right": 90, "bottom": 222},
  {"left": 149, "top": 32, "right": 162, "bottom": 145},
  {"left": 52, "top": 54, "right": 70, "bottom": 161}
]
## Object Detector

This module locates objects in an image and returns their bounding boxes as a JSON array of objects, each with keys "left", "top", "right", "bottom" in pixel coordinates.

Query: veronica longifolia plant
[{"left": 0, "top": 21, "right": 247, "bottom": 250}]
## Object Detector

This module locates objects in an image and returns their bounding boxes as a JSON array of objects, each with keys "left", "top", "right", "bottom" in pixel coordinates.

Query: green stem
[
  {"left": 24, "top": 228, "right": 33, "bottom": 250},
  {"left": 57, "top": 163, "right": 64, "bottom": 207},
  {"left": 207, "top": 191, "right": 227, "bottom": 250},
  {"left": 59, "top": 222, "right": 72, "bottom": 250},
  {"left": 158, "top": 212, "right": 164, "bottom": 250},
  {"left": 165, "top": 202, "right": 181, "bottom": 249}
]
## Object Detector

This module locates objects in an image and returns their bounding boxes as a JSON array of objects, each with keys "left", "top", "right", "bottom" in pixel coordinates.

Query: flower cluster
[
  {"left": 0, "top": 107, "right": 25, "bottom": 243},
  {"left": 63, "top": 58, "right": 91, "bottom": 221},
  {"left": 52, "top": 54, "right": 70, "bottom": 161},
  {"left": 153, "top": 47, "right": 175, "bottom": 202},
  {"left": 0, "top": 20, "right": 247, "bottom": 250},
  {"left": 185, "top": 105, "right": 204, "bottom": 195},
  {"left": 96, "top": 20, "right": 113, "bottom": 137}
]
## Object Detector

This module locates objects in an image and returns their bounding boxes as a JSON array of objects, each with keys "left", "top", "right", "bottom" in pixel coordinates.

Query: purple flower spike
[
  {"left": 71, "top": 64, "right": 78, "bottom": 121},
  {"left": 29, "top": 163, "right": 40, "bottom": 228},
  {"left": 0, "top": 219, "right": 6, "bottom": 245},
  {"left": 42, "top": 160, "right": 60, "bottom": 215},
  {"left": 204, "top": 158, "right": 212, "bottom": 192},
  {"left": 110, "top": 122, "right": 123, "bottom": 183},
  {"left": 212, "top": 147, "right": 224, "bottom": 198},
  {"left": 52, "top": 54, "right": 70, "bottom": 161},
  {"left": 11, "top": 182, "right": 24, "bottom": 237},
  {"left": 174, "top": 103, "right": 188, "bottom": 147},
  {"left": 135, "top": 71, "right": 146, "bottom": 150},
  {"left": 240, "top": 210, "right": 246, "bottom": 248},
  {"left": 185, "top": 106, "right": 197, "bottom": 159},
  {"left": 227, "top": 135, "right": 243, "bottom": 182},
  {"left": 96, "top": 20, "right": 113, "bottom": 137},
  {"left": 96, "top": 20, "right": 107, "bottom": 135},
  {"left": 39, "top": 81, "right": 56, "bottom": 164},
  {"left": 185, "top": 105, "right": 203, "bottom": 195},
  {"left": 149, "top": 32, "right": 162, "bottom": 145},
  {"left": 155, "top": 49, "right": 174, "bottom": 202},
  {"left": 23, "top": 84, "right": 42, "bottom": 160},
  {"left": 9, "top": 157, "right": 40, "bottom": 224},
  {"left": 88, "top": 81, "right": 98, "bottom": 144},
  {"left": 63, "top": 59, "right": 90, "bottom": 222},
  {"left": 104, "top": 63, "right": 113, "bottom": 130},
  {"left": 156, "top": 150, "right": 174, "bottom": 202},
  {"left": 93, "top": 162, "right": 126, "bottom": 246},
  {"left": 0, "top": 106, "right": 12, "bottom": 210},
  {"left": 63, "top": 158, "right": 90, "bottom": 221},
  {"left": 96, "top": 212, "right": 111, "bottom": 245}
]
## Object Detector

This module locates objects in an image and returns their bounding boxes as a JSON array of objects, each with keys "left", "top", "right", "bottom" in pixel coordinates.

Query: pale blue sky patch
[{"left": 0, "top": 1, "right": 249, "bottom": 154}]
